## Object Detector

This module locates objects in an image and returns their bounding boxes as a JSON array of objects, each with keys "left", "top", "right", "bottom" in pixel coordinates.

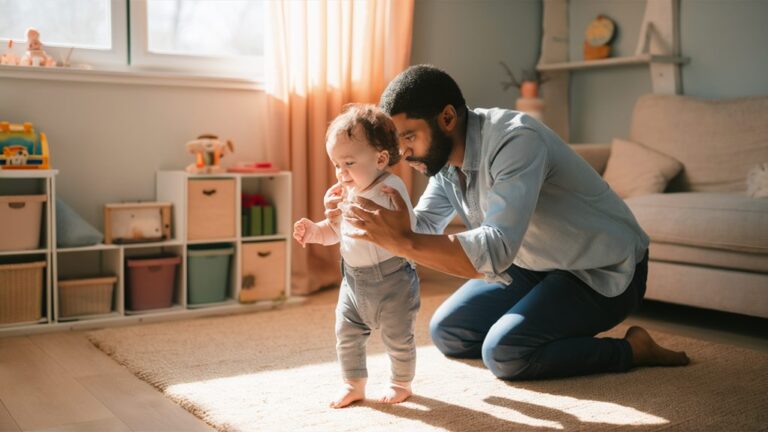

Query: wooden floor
[{"left": 1, "top": 268, "right": 766, "bottom": 432}]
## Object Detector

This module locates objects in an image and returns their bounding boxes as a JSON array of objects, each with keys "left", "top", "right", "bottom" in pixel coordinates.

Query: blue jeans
[{"left": 429, "top": 251, "right": 648, "bottom": 380}]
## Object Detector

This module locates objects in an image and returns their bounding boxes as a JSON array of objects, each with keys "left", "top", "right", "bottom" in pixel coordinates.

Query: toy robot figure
[{"left": 185, "top": 134, "right": 235, "bottom": 174}]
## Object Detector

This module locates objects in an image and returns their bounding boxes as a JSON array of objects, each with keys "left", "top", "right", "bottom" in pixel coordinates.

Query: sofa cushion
[
  {"left": 630, "top": 94, "right": 768, "bottom": 193},
  {"left": 625, "top": 192, "right": 768, "bottom": 254},
  {"left": 649, "top": 241, "right": 768, "bottom": 273},
  {"left": 603, "top": 138, "right": 683, "bottom": 198}
]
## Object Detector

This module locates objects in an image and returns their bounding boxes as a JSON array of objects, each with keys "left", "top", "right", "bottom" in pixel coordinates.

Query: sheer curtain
[{"left": 265, "top": 0, "right": 415, "bottom": 295}]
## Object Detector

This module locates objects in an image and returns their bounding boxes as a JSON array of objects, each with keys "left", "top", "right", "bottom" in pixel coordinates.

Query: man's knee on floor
[
  {"left": 481, "top": 339, "right": 535, "bottom": 380},
  {"left": 429, "top": 314, "right": 476, "bottom": 357}
]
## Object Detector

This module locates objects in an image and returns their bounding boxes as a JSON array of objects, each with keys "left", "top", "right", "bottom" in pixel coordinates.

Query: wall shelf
[
  {"left": 537, "top": 0, "right": 685, "bottom": 142},
  {"left": 537, "top": 54, "right": 688, "bottom": 72}
]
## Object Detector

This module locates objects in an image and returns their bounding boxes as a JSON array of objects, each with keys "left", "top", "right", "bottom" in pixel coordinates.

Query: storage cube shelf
[{"left": 0, "top": 170, "right": 294, "bottom": 336}]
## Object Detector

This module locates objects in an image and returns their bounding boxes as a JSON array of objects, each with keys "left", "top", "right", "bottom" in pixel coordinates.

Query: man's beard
[{"left": 405, "top": 118, "right": 453, "bottom": 177}]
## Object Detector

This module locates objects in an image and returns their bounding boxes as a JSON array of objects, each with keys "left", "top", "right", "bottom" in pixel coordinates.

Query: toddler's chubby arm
[{"left": 293, "top": 218, "right": 340, "bottom": 247}]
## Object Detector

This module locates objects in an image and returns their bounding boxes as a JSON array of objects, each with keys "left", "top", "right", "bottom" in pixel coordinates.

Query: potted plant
[{"left": 499, "top": 61, "right": 548, "bottom": 121}]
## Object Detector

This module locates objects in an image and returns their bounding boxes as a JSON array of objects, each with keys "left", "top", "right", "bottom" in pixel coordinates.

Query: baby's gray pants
[{"left": 336, "top": 256, "right": 420, "bottom": 382}]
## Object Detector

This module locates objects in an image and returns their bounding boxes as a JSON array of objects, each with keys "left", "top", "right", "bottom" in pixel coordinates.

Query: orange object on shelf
[{"left": 227, "top": 161, "right": 279, "bottom": 173}]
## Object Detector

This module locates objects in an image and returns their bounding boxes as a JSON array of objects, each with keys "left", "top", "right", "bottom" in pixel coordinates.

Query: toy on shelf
[
  {"left": 19, "top": 28, "right": 56, "bottom": 67},
  {"left": 227, "top": 161, "right": 279, "bottom": 173},
  {"left": 0, "top": 121, "right": 50, "bottom": 169},
  {"left": 241, "top": 194, "right": 276, "bottom": 237},
  {"left": 185, "top": 134, "right": 234, "bottom": 174},
  {"left": 1, "top": 40, "right": 20, "bottom": 65},
  {"left": 104, "top": 202, "right": 172, "bottom": 244}
]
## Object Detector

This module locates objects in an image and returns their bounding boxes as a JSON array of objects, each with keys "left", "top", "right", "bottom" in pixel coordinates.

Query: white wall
[{"left": 0, "top": 77, "right": 266, "bottom": 228}]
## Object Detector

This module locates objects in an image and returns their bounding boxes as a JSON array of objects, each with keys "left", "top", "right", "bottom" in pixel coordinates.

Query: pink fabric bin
[
  {"left": 0, "top": 195, "right": 46, "bottom": 251},
  {"left": 125, "top": 256, "right": 181, "bottom": 311}
]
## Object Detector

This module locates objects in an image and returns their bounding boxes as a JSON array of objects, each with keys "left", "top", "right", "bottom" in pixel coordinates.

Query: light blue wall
[
  {"left": 410, "top": 0, "right": 542, "bottom": 110},
  {"left": 570, "top": 0, "right": 768, "bottom": 142},
  {"left": 410, "top": 0, "right": 768, "bottom": 144},
  {"left": 680, "top": 0, "right": 768, "bottom": 99}
]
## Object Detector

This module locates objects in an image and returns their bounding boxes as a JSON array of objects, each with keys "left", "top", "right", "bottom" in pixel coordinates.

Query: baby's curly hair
[{"left": 326, "top": 104, "right": 401, "bottom": 166}]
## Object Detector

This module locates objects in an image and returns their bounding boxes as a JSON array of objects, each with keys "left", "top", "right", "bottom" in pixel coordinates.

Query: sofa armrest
[{"left": 569, "top": 143, "right": 611, "bottom": 175}]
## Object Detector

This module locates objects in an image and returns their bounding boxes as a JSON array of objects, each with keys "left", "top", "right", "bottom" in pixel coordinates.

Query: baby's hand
[
  {"left": 324, "top": 183, "right": 344, "bottom": 225},
  {"left": 293, "top": 218, "right": 319, "bottom": 248}
]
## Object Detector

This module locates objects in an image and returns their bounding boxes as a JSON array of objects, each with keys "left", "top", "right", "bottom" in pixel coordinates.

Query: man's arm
[
  {"left": 346, "top": 132, "right": 548, "bottom": 282},
  {"left": 344, "top": 187, "right": 480, "bottom": 279},
  {"left": 412, "top": 176, "right": 457, "bottom": 235},
  {"left": 402, "top": 232, "right": 482, "bottom": 279}
]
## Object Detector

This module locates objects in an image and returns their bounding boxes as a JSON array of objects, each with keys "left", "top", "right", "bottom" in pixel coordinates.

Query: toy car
[{"left": 0, "top": 121, "right": 50, "bottom": 169}]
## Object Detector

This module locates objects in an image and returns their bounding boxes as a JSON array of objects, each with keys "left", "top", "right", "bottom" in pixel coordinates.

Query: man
[{"left": 334, "top": 65, "right": 689, "bottom": 380}]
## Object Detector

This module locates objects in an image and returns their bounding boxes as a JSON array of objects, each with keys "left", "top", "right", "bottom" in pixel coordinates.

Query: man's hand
[
  {"left": 343, "top": 186, "right": 412, "bottom": 255},
  {"left": 324, "top": 182, "right": 344, "bottom": 225},
  {"left": 293, "top": 218, "right": 320, "bottom": 248}
]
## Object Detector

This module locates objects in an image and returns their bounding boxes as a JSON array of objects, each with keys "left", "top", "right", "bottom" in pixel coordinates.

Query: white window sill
[{"left": 0, "top": 64, "right": 264, "bottom": 91}]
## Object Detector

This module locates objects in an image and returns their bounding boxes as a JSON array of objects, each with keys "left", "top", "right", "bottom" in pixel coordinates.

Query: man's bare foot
[
  {"left": 625, "top": 326, "right": 690, "bottom": 367},
  {"left": 330, "top": 378, "right": 366, "bottom": 409},
  {"left": 376, "top": 380, "right": 412, "bottom": 404}
]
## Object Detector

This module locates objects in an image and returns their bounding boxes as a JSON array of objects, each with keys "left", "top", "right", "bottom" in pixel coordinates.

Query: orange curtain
[{"left": 265, "top": 0, "right": 415, "bottom": 295}]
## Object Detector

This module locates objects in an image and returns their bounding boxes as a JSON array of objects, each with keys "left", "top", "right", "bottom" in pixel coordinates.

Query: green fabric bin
[{"left": 187, "top": 245, "right": 233, "bottom": 305}]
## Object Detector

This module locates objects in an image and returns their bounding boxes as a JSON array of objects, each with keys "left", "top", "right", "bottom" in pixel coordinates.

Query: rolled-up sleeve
[
  {"left": 454, "top": 131, "right": 548, "bottom": 282},
  {"left": 413, "top": 176, "right": 456, "bottom": 235}
]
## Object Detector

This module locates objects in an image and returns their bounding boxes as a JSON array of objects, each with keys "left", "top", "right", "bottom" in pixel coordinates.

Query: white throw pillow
[
  {"left": 747, "top": 163, "right": 768, "bottom": 198},
  {"left": 603, "top": 138, "right": 683, "bottom": 199}
]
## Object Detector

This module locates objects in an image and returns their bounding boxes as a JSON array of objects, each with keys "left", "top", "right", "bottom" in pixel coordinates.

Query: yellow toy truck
[{"left": 0, "top": 121, "right": 50, "bottom": 169}]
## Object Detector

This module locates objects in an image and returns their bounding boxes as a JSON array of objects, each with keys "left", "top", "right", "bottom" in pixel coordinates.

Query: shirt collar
[{"left": 462, "top": 108, "right": 482, "bottom": 172}]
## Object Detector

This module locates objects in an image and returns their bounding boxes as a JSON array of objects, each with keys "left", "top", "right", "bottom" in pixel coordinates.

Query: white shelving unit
[
  {"left": 0, "top": 169, "right": 56, "bottom": 329},
  {"left": 0, "top": 169, "right": 297, "bottom": 337},
  {"left": 536, "top": 0, "right": 689, "bottom": 141},
  {"left": 156, "top": 170, "right": 293, "bottom": 306}
]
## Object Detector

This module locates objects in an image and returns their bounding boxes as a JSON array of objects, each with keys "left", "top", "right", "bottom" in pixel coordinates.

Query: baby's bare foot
[
  {"left": 376, "top": 380, "right": 412, "bottom": 404},
  {"left": 329, "top": 378, "right": 366, "bottom": 409},
  {"left": 625, "top": 326, "right": 690, "bottom": 367}
]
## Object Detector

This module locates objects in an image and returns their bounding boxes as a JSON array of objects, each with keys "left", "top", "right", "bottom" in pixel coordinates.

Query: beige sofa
[{"left": 573, "top": 94, "right": 768, "bottom": 318}]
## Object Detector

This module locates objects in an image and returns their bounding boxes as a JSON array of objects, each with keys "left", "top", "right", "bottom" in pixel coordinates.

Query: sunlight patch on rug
[
  {"left": 88, "top": 295, "right": 768, "bottom": 431},
  {"left": 164, "top": 347, "right": 667, "bottom": 432}
]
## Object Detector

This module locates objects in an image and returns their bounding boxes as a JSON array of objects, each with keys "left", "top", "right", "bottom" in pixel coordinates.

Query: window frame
[
  {"left": 0, "top": 0, "right": 128, "bottom": 68},
  {"left": 128, "top": 0, "right": 264, "bottom": 80}
]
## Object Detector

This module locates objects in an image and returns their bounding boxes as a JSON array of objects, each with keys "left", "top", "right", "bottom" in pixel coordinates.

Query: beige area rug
[{"left": 88, "top": 294, "right": 768, "bottom": 432}]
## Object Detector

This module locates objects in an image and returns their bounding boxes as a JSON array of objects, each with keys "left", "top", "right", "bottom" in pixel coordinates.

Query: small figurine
[
  {"left": 19, "top": 28, "right": 56, "bottom": 67},
  {"left": 1, "top": 40, "right": 20, "bottom": 65},
  {"left": 185, "top": 134, "right": 235, "bottom": 174}
]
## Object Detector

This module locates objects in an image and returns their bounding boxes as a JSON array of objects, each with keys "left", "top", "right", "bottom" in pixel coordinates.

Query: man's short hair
[
  {"left": 326, "top": 104, "right": 401, "bottom": 166},
  {"left": 379, "top": 64, "right": 466, "bottom": 120}
]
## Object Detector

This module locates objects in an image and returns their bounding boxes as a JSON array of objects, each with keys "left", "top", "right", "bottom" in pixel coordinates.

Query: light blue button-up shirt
[{"left": 413, "top": 108, "right": 649, "bottom": 297}]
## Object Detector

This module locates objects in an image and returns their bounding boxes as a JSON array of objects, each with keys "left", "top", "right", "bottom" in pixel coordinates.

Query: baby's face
[{"left": 326, "top": 124, "right": 388, "bottom": 192}]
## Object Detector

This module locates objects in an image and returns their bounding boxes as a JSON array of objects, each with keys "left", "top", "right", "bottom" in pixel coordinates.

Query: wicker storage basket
[
  {"left": 58, "top": 276, "right": 117, "bottom": 318},
  {"left": 0, "top": 261, "right": 45, "bottom": 324}
]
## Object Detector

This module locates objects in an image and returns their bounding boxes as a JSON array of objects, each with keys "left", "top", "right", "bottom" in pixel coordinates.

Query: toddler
[{"left": 293, "top": 104, "right": 420, "bottom": 408}]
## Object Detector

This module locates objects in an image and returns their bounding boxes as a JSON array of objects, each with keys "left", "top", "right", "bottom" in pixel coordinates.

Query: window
[
  {"left": 130, "top": 0, "right": 264, "bottom": 78},
  {"left": 0, "top": 0, "right": 127, "bottom": 66},
  {"left": 0, "top": 0, "right": 265, "bottom": 79}
]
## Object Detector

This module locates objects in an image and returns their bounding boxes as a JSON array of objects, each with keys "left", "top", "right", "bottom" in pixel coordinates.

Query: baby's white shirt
[{"left": 338, "top": 173, "right": 416, "bottom": 268}]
